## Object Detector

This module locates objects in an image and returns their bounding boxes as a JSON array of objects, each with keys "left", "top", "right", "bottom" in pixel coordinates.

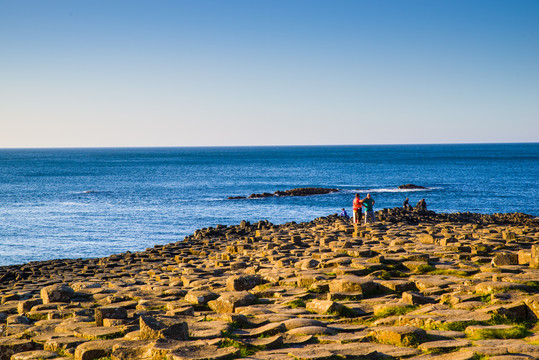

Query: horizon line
[{"left": 0, "top": 141, "right": 538, "bottom": 151}]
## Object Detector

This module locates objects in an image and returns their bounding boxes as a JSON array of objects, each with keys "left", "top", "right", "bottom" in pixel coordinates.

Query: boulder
[
  {"left": 306, "top": 299, "right": 343, "bottom": 315},
  {"left": 328, "top": 275, "right": 375, "bottom": 295},
  {"left": 139, "top": 316, "right": 189, "bottom": 340},
  {"left": 0, "top": 339, "right": 36, "bottom": 360},
  {"left": 226, "top": 275, "right": 261, "bottom": 291},
  {"left": 492, "top": 253, "right": 519, "bottom": 267},
  {"left": 10, "top": 350, "right": 58, "bottom": 360},
  {"left": 369, "top": 326, "right": 427, "bottom": 347},
  {"left": 207, "top": 291, "right": 257, "bottom": 313},
  {"left": 94, "top": 306, "right": 128, "bottom": 327},
  {"left": 184, "top": 290, "right": 219, "bottom": 305},
  {"left": 40, "top": 284, "right": 75, "bottom": 304},
  {"left": 74, "top": 339, "right": 117, "bottom": 360}
]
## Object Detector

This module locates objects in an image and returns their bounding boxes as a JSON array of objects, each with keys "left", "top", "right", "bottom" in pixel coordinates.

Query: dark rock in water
[
  {"left": 274, "top": 187, "right": 339, "bottom": 197},
  {"left": 237, "top": 187, "right": 339, "bottom": 200},
  {"left": 248, "top": 192, "right": 274, "bottom": 199},
  {"left": 399, "top": 184, "right": 427, "bottom": 189}
]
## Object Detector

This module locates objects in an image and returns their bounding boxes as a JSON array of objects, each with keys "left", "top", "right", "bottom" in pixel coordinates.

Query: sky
[{"left": 1, "top": 0, "right": 538, "bottom": 148}]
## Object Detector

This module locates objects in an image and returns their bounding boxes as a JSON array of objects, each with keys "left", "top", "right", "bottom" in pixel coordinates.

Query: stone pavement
[{"left": 1, "top": 208, "right": 539, "bottom": 360}]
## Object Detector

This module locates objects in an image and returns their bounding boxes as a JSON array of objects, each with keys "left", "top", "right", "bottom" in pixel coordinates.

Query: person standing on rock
[
  {"left": 340, "top": 208, "right": 349, "bottom": 219},
  {"left": 352, "top": 193, "right": 363, "bottom": 224},
  {"left": 363, "top": 193, "right": 375, "bottom": 223}
]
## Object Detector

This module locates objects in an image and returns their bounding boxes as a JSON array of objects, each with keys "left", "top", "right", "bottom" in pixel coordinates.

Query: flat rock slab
[
  {"left": 281, "top": 334, "right": 313, "bottom": 345},
  {"left": 188, "top": 320, "right": 229, "bottom": 339},
  {"left": 471, "top": 339, "right": 539, "bottom": 357},
  {"left": 168, "top": 344, "right": 239, "bottom": 360},
  {"left": 231, "top": 322, "right": 285, "bottom": 338},
  {"left": 475, "top": 281, "right": 528, "bottom": 294},
  {"left": 288, "top": 349, "right": 335, "bottom": 360},
  {"left": 74, "top": 339, "right": 118, "bottom": 360},
  {"left": 74, "top": 326, "right": 124, "bottom": 340},
  {"left": 417, "top": 339, "right": 471, "bottom": 352},
  {"left": 408, "top": 350, "right": 476, "bottom": 360},
  {"left": 325, "top": 323, "right": 366, "bottom": 332},
  {"left": 369, "top": 325, "right": 427, "bottom": 347},
  {"left": 426, "top": 329, "right": 466, "bottom": 339},
  {"left": 110, "top": 339, "right": 157, "bottom": 360},
  {"left": 282, "top": 318, "right": 326, "bottom": 330},
  {"left": 317, "top": 330, "right": 370, "bottom": 344},
  {"left": 465, "top": 324, "right": 524, "bottom": 339},
  {"left": 10, "top": 351, "right": 58, "bottom": 360},
  {"left": 44, "top": 336, "right": 88, "bottom": 351},
  {"left": 488, "top": 357, "right": 536, "bottom": 360},
  {"left": 0, "top": 338, "right": 36, "bottom": 360},
  {"left": 240, "top": 334, "right": 283, "bottom": 349},
  {"left": 287, "top": 326, "right": 336, "bottom": 336}
]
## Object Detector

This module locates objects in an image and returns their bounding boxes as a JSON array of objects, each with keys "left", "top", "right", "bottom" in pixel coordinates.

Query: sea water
[{"left": 0, "top": 143, "right": 537, "bottom": 266}]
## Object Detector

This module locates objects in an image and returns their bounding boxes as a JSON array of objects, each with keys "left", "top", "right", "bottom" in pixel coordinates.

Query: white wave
[{"left": 339, "top": 187, "right": 438, "bottom": 193}]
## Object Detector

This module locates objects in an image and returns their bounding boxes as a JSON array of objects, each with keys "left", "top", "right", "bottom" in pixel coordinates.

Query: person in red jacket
[{"left": 352, "top": 193, "right": 363, "bottom": 224}]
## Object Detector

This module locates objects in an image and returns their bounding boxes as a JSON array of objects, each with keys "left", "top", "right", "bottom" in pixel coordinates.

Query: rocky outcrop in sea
[
  {"left": 228, "top": 187, "right": 340, "bottom": 200},
  {"left": 398, "top": 184, "right": 427, "bottom": 190},
  {"left": 1, "top": 208, "right": 539, "bottom": 360}
]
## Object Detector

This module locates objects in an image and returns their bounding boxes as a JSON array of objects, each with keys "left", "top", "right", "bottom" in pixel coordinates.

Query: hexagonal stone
[
  {"left": 44, "top": 337, "right": 88, "bottom": 352},
  {"left": 226, "top": 275, "right": 260, "bottom": 291},
  {"left": 74, "top": 339, "right": 118, "bottom": 360},
  {"left": 407, "top": 350, "right": 476, "bottom": 360},
  {"left": 287, "top": 326, "right": 336, "bottom": 336},
  {"left": 110, "top": 340, "right": 156, "bottom": 360},
  {"left": 328, "top": 275, "right": 374, "bottom": 294},
  {"left": 184, "top": 291, "right": 219, "bottom": 306},
  {"left": 475, "top": 281, "right": 528, "bottom": 294},
  {"left": 288, "top": 349, "right": 334, "bottom": 360},
  {"left": 41, "top": 284, "right": 75, "bottom": 304},
  {"left": 94, "top": 306, "right": 128, "bottom": 327},
  {"left": 74, "top": 326, "right": 125, "bottom": 340},
  {"left": 231, "top": 322, "right": 285, "bottom": 338},
  {"left": 369, "top": 326, "right": 427, "bottom": 347},
  {"left": 306, "top": 300, "right": 343, "bottom": 315},
  {"left": 465, "top": 324, "right": 526, "bottom": 339},
  {"left": 417, "top": 339, "right": 471, "bottom": 353},
  {"left": 139, "top": 316, "right": 189, "bottom": 340},
  {"left": 240, "top": 334, "right": 283, "bottom": 349},
  {"left": 282, "top": 318, "right": 326, "bottom": 330},
  {"left": 189, "top": 321, "right": 229, "bottom": 339},
  {"left": 168, "top": 344, "right": 239, "bottom": 360},
  {"left": 0, "top": 338, "right": 36, "bottom": 360},
  {"left": 207, "top": 291, "right": 257, "bottom": 314}
]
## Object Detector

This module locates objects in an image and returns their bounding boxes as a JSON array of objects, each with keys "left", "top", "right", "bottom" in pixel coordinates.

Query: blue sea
[{"left": 0, "top": 143, "right": 538, "bottom": 267}]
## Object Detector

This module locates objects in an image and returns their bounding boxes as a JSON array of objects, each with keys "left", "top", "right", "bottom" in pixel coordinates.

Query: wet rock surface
[
  {"left": 398, "top": 184, "right": 427, "bottom": 189},
  {"left": 228, "top": 187, "right": 340, "bottom": 200},
  {"left": 1, "top": 208, "right": 539, "bottom": 359}
]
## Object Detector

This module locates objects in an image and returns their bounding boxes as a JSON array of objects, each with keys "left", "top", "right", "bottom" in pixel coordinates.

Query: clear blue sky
[{"left": 1, "top": 0, "right": 538, "bottom": 147}]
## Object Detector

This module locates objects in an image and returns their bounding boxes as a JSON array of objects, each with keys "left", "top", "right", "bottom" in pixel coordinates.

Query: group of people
[
  {"left": 340, "top": 194, "right": 428, "bottom": 224},
  {"left": 340, "top": 193, "right": 376, "bottom": 224},
  {"left": 403, "top": 197, "right": 427, "bottom": 210}
]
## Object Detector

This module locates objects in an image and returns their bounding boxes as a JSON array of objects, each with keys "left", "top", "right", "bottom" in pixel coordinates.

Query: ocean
[{"left": 0, "top": 143, "right": 537, "bottom": 267}]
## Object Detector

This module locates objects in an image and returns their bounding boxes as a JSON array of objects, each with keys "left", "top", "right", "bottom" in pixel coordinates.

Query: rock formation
[
  {"left": 1, "top": 208, "right": 539, "bottom": 359},
  {"left": 229, "top": 187, "right": 340, "bottom": 200},
  {"left": 398, "top": 184, "right": 427, "bottom": 189}
]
